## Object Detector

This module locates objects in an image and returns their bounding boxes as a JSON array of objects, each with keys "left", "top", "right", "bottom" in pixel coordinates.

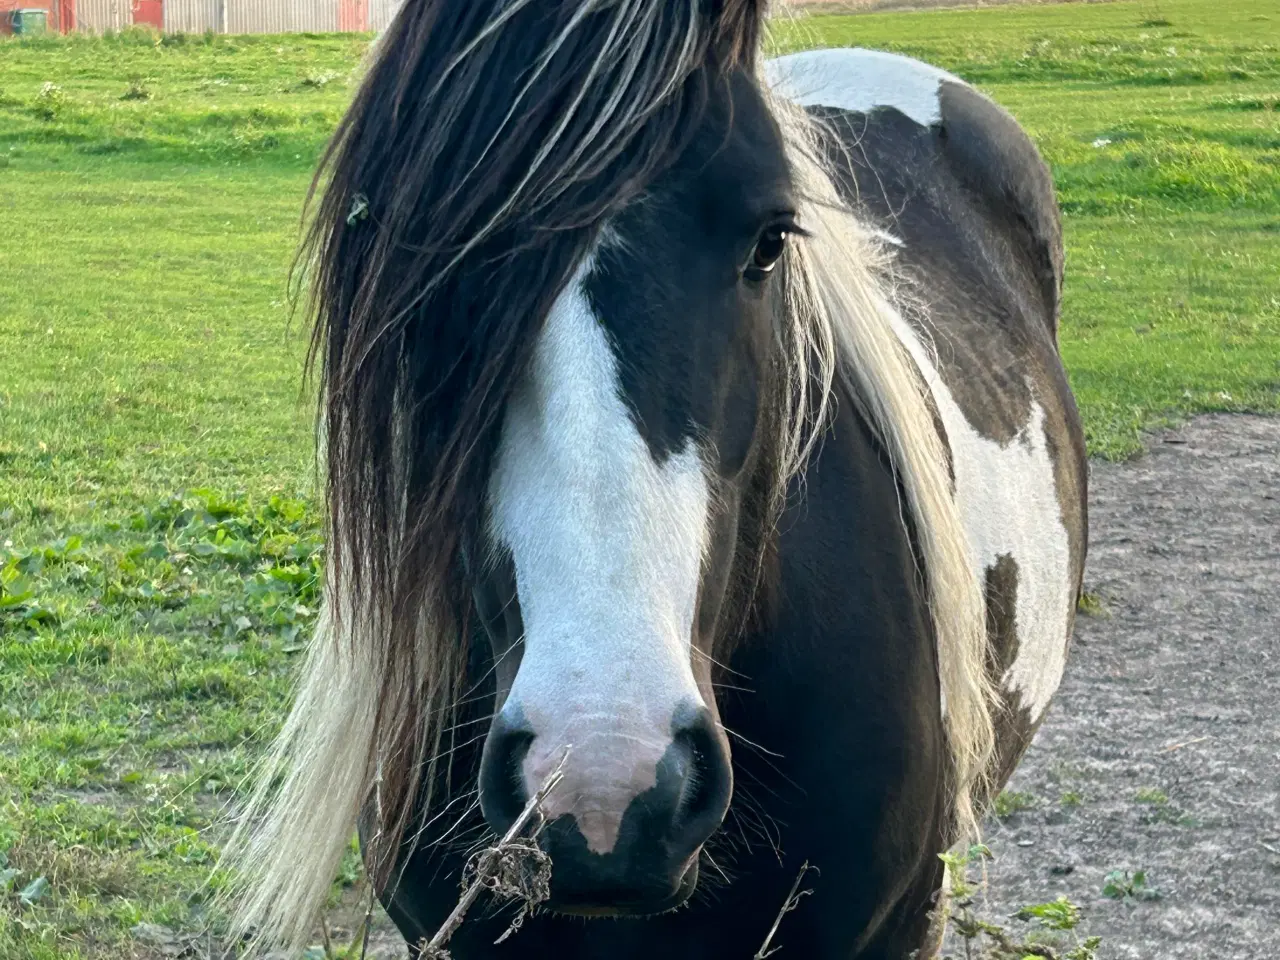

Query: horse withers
[{"left": 221, "top": 4, "right": 1087, "bottom": 958}]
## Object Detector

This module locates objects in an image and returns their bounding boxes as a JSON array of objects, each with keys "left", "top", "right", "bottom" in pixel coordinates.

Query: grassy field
[{"left": 1, "top": 0, "right": 1277, "bottom": 956}]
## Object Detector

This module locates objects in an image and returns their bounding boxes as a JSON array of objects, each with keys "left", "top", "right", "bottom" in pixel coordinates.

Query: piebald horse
[{"left": 222, "top": 3, "right": 1086, "bottom": 958}]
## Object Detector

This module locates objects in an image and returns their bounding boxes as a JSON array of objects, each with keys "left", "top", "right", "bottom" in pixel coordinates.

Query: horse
[{"left": 221, "top": 3, "right": 1087, "bottom": 958}]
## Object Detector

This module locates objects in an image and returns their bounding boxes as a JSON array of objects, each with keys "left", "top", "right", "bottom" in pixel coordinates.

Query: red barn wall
[{"left": 0, "top": 0, "right": 66, "bottom": 34}]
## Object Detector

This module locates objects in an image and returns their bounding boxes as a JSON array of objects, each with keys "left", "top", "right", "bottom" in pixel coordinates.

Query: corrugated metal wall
[
  {"left": 163, "top": 0, "right": 339, "bottom": 33},
  {"left": 76, "top": 0, "right": 130, "bottom": 32},
  {"left": 163, "top": 0, "right": 217, "bottom": 33},
  {"left": 230, "top": 0, "right": 338, "bottom": 33},
  {"left": 336, "top": 0, "right": 365, "bottom": 31},
  {"left": 74, "top": 0, "right": 398, "bottom": 33},
  {"left": 369, "top": 0, "right": 400, "bottom": 32}
]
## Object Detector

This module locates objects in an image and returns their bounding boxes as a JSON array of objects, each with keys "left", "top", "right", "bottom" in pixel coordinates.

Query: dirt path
[{"left": 973, "top": 415, "right": 1280, "bottom": 957}]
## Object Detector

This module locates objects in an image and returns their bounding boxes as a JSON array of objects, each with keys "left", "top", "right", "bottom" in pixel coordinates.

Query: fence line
[{"left": 369, "top": 0, "right": 397, "bottom": 32}]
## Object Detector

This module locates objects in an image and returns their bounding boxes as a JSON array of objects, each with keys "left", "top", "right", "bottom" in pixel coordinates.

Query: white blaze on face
[{"left": 488, "top": 257, "right": 712, "bottom": 855}]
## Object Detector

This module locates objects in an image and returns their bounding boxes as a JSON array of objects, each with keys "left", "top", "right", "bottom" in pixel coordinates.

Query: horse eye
[{"left": 745, "top": 226, "right": 789, "bottom": 281}]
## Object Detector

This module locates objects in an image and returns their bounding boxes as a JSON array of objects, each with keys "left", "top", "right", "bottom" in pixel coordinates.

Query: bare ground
[{"left": 973, "top": 415, "right": 1280, "bottom": 957}]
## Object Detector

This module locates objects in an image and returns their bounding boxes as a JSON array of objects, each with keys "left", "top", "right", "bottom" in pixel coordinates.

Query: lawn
[{"left": 1, "top": 1, "right": 1277, "bottom": 956}]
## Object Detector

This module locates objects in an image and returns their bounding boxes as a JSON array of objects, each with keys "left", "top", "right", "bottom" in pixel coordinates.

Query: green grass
[
  {"left": 992, "top": 789, "right": 1038, "bottom": 819},
  {"left": 1, "top": 1, "right": 1278, "bottom": 955},
  {"left": 0, "top": 31, "right": 363, "bottom": 960}
]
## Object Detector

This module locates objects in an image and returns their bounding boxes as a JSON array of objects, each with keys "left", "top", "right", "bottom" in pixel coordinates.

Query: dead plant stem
[
  {"left": 419, "top": 749, "right": 570, "bottom": 956},
  {"left": 754, "top": 861, "right": 816, "bottom": 959}
]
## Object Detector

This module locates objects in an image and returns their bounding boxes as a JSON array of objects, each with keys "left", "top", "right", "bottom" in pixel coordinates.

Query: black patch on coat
[
  {"left": 586, "top": 69, "right": 795, "bottom": 472},
  {"left": 937, "top": 80, "right": 1064, "bottom": 334},
  {"left": 984, "top": 553, "right": 1021, "bottom": 677},
  {"left": 983, "top": 554, "right": 1040, "bottom": 782}
]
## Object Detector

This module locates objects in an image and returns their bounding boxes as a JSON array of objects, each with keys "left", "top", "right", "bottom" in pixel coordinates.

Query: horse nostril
[
  {"left": 671, "top": 710, "right": 733, "bottom": 842},
  {"left": 479, "top": 715, "right": 534, "bottom": 833}
]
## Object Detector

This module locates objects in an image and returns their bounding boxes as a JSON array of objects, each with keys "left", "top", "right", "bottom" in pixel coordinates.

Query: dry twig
[
  {"left": 356, "top": 880, "right": 376, "bottom": 960},
  {"left": 417, "top": 749, "right": 570, "bottom": 959},
  {"left": 754, "top": 861, "right": 817, "bottom": 959}
]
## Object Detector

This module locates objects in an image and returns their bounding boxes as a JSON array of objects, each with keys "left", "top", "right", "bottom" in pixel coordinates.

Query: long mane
[
  {"left": 219, "top": 0, "right": 994, "bottom": 953},
  {"left": 220, "top": 0, "right": 770, "bottom": 952},
  {"left": 771, "top": 96, "right": 997, "bottom": 837}
]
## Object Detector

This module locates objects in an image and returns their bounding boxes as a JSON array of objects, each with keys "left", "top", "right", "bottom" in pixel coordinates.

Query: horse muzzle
[{"left": 478, "top": 702, "right": 732, "bottom": 914}]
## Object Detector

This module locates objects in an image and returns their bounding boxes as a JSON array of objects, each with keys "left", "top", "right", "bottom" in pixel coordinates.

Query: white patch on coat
[
  {"left": 488, "top": 256, "right": 711, "bottom": 854},
  {"left": 950, "top": 398, "right": 1073, "bottom": 719},
  {"left": 766, "top": 47, "right": 959, "bottom": 128},
  {"left": 888, "top": 311, "right": 1073, "bottom": 721}
]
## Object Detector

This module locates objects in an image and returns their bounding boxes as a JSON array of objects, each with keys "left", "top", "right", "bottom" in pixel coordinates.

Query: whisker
[
  {"left": 710, "top": 681, "right": 756, "bottom": 695},
  {"left": 721, "top": 724, "right": 785, "bottom": 760}
]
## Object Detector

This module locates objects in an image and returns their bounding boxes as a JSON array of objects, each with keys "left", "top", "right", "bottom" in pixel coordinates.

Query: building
[
  {"left": 1, "top": 1, "right": 74, "bottom": 33},
  {"left": 2, "top": 0, "right": 403, "bottom": 34}
]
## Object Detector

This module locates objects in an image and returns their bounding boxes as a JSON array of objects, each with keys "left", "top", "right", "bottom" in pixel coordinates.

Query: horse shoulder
[
  {"left": 767, "top": 47, "right": 1064, "bottom": 334},
  {"left": 934, "top": 77, "right": 1064, "bottom": 336},
  {"left": 770, "top": 47, "right": 1084, "bottom": 742}
]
